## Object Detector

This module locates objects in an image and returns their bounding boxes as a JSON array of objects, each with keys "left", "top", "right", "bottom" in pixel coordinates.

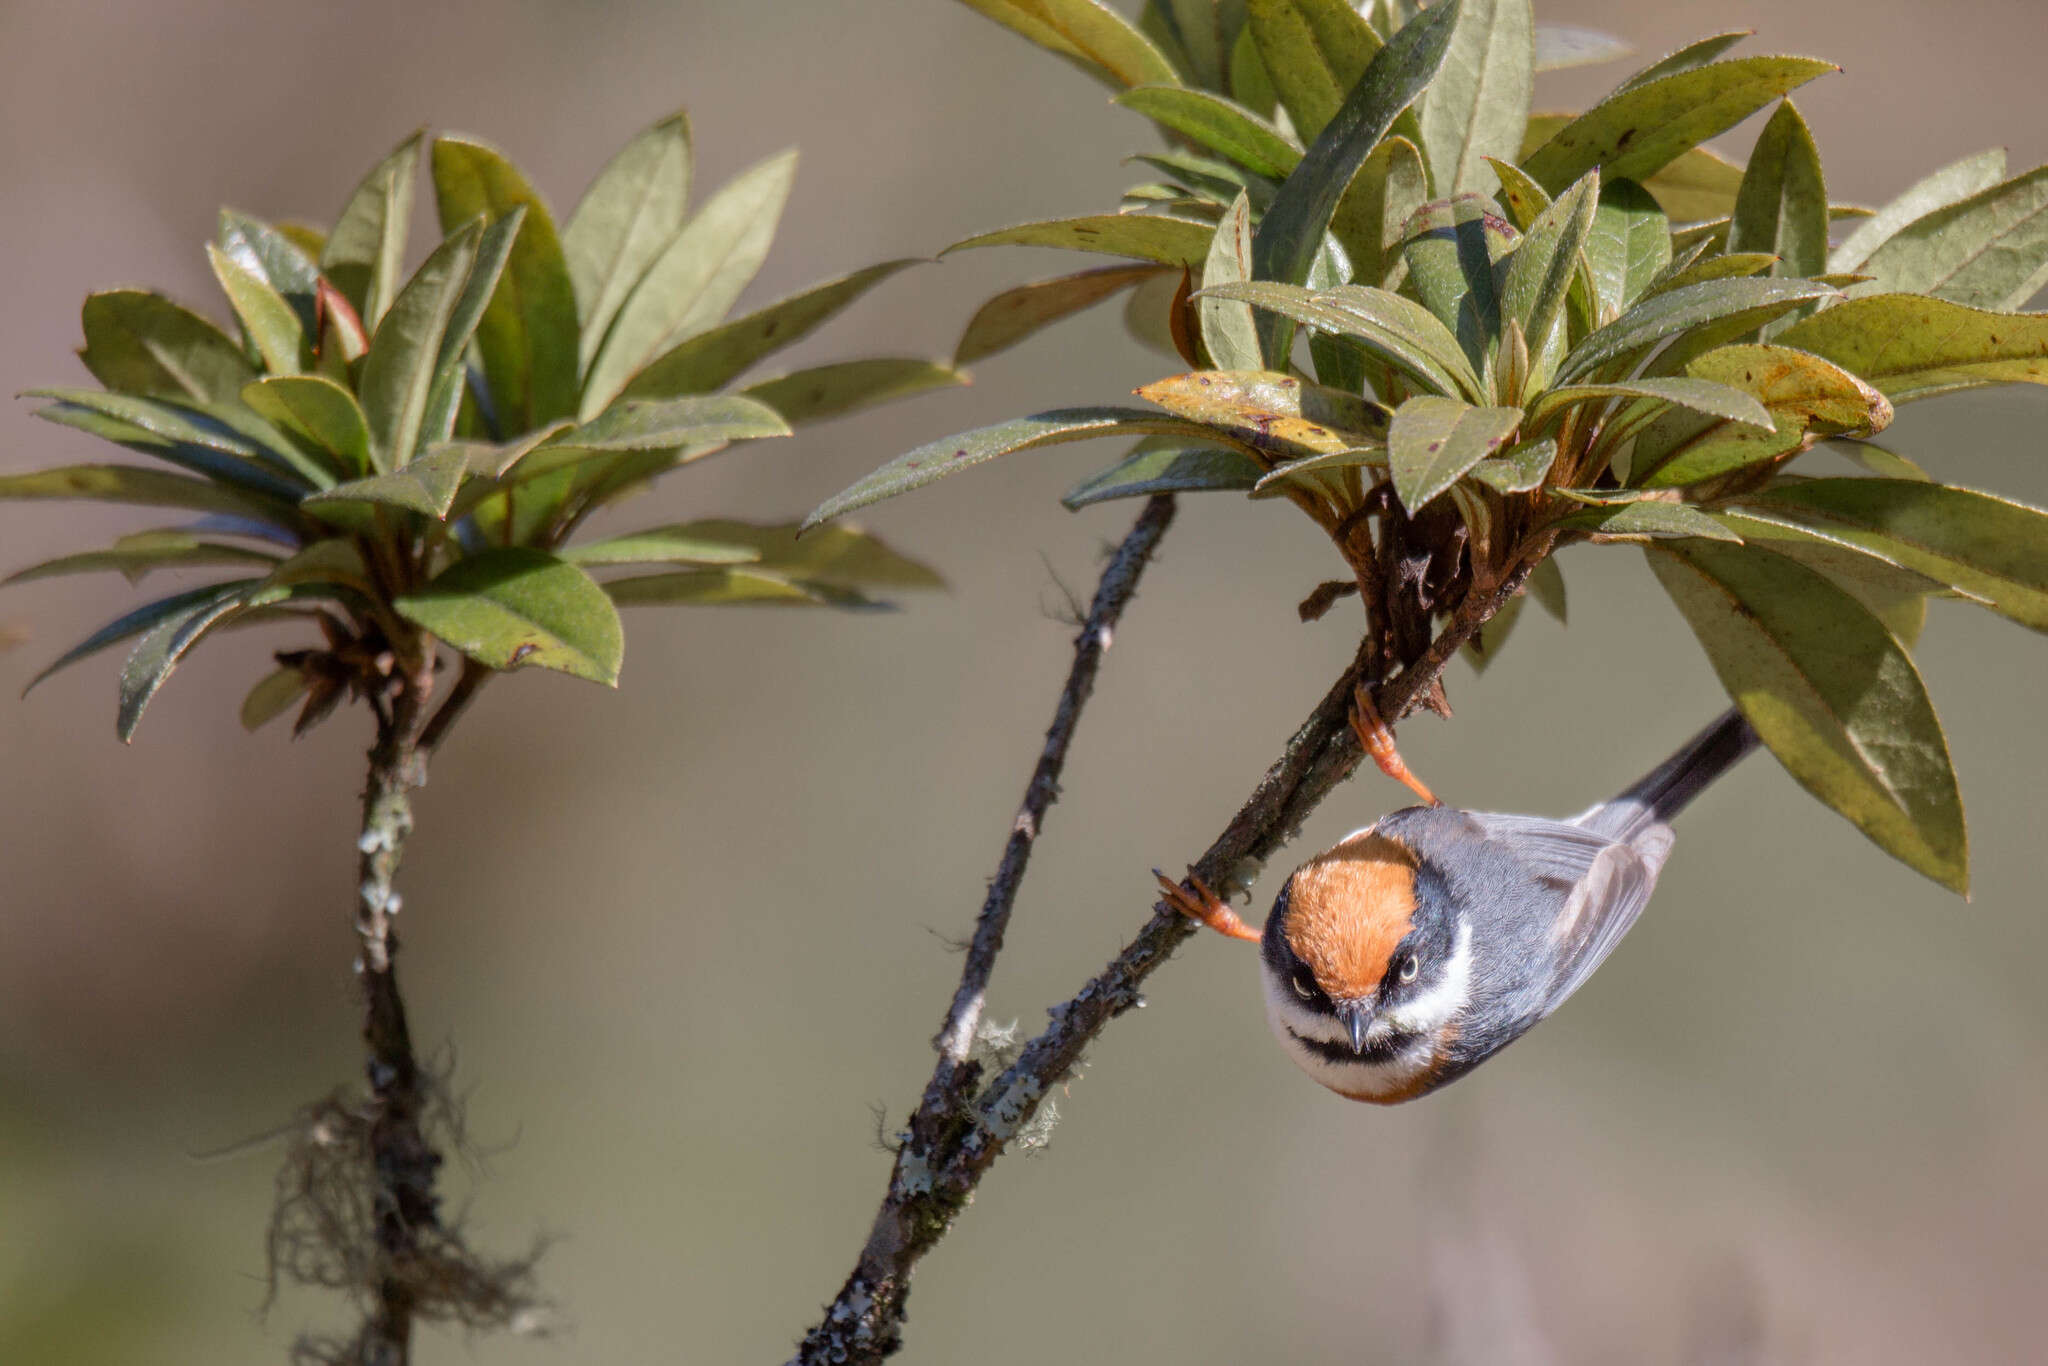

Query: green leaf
[
  {"left": 1774, "top": 294, "right": 2048, "bottom": 402},
  {"left": 78, "top": 290, "right": 256, "bottom": 404},
  {"left": 603, "top": 567, "right": 883, "bottom": 610},
  {"left": 118, "top": 581, "right": 302, "bottom": 741},
  {"left": 1640, "top": 146, "right": 1747, "bottom": 223},
  {"left": 944, "top": 213, "right": 1216, "bottom": 268},
  {"left": 1500, "top": 170, "right": 1597, "bottom": 372},
  {"left": 1532, "top": 24, "right": 1629, "bottom": 73},
  {"left": 1200, "top": 195, "right": 1263, "bottom": 370},
  {"left": 434, "top": 423, "right": 573, "bottom": 480},
  {"left": 1822, "top": 439, "right": 1929, "bottom": 482},
  {"left": 1386, "top": 395, "right": 1521, "bottom": 511},
  {"left": 580, "top": 150, "right": 798, "bottom": 417},
  {"left": 1526, "top": 377, "right": 1770, "bottom": 433},
  {"left": 1855, "top": 164, "right": 2048, "bottom": 311},
  {"left": 563, "top": 110, "right": 692, "bottom": 364},
  {"left": 1131, "top": 149, "right": 1274, "bottom": 210},
  {"left": 956, "top": 0, "right": 1181, "bottom": 89},
  {"left": 804, "top": 407, "right": 1229, "bottom": 528},
  {"left": 1736, "top": 479, "right": 2048, "bottom": 631},
  {"left": 622, "top": 260, "right": 918, "bottom": 398},
  {"left": 1252, "top": 0, "right": 1459, "bottom": 339},
  {"left": 1829, "top": 148, "right": 2007, "bottom": 274},
  {"left": 1610, "top": 31, "right": 1752, "bottom": 96},
  {"left": 1639, "top": 250, "right": 1777, "bottom": 300},
  {"left": 1486, "top": 155, "right": 1550, "bottom": 228},
  {"left": 1632, "top": 343, "right": 1890, "bottom": 488},
  {"left": 358, "top": 221, "right": 482, "bottom": 472},
  {"left": 1559, "top": 277, "right": 1836, "bottom": 383},
  {"left": 323, "top": 131, "right": 422, "bottom": 329},
  {"left": 1520, "top": 56, "right": 1837, "bottom": 195},
  {"left": 1330, "top": 134, "right": 1429, "bottom": 289},
  {"left": 240, "top": 666, "right": 309, "bottom": 732},
  {"left": 22, "top": 580, "right": 261, "bottom": 696},
  {"left": 741, "top": 359, "right": 967, "bottom": 426},
  {"left": 1137, "top": 368, "right": 1389, "bottom": 457},
  {"left": 562, "top": 525, "right": 762, "bottom": 568},
  {"left": 1199, "top": 280, "right": 1481, "bottom": 398},
  {"left": 1246, "top": 0, "right": 1382, "bottom": 143},
  {"left": 264, "top": 537, "right": 374, "bottom": 593},
  {"left": 1249, "top": 445, "right": 1386, "bottom": 497},
  {"left": 1557, "top": 499, "right": 1738, "bottom": 540},
  {"left": 29, "top": 389, "right": 318, "bottom": 499},
  {"left": 432, "top": 136, "right": 582, "bottom": 430},
  {"left": 4, "top": 532, "right": 279, "bottom": 585},
  {"left": 395, "top": 546, "right": 623, "bottom": 684},
  {"left": 0, "top": 464, "right": 297, "bottom": 523},
  {"left": 645, "top": 518, "right": 943, "bottom": 589},
  {"left": 954, "top": 264, "right": 1165, "bottom": 367},
  {"left": 1582, "top": 179, "right": 1669, "bottom": 323},
  {"left": 1465, "top": 436, "right": 1555, "bottom": 493},
  {"left": 1416, "top": 0, "right": 1532, "bottom": 197},
  {"left": 1647, "top": 540, "right": 1966, "bottom": 892},
  {"left": 205, "top": 243, "right": 304, "bottom": 375},
  {"left": 1062, "top": 443, "right": 1264, "bottom": 507},
  {"left": 420, "top": 207, "right": 524, "bottom": 446},
  {"left": 303, "top": 443, "right": 474, "bottom": 520},
  {"left": 241, "top": 376, "right": 372, "bottom": 478},
  {"left": 216, "top": 210, "right": 322, "bottom": 329},
  {"left": 1115, "top": 87, "right": 1300, "bottom": 179},
  {"left": 1728, "top": 99, "right": 1828, "bottom": 310},
  {"left": 545, "top": 394, "right": 789, "bottom": 454},
  {"left": 1229, "top": 22, "right": 1279, "bottom": 115},
  {"left": 1399, "top": 195, "right": 1518, "bottom": 368}
]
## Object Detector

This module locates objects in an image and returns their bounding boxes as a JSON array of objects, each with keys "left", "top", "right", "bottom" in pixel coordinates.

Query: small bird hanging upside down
[{"left": 1159, "top": 690, "right": 1759, "bottom": 1104}]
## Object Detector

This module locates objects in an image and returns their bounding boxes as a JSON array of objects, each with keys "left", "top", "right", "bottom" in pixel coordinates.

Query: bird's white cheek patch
[{"left": 1384, "top": 918, "right": 1473, "bottom": 1035}]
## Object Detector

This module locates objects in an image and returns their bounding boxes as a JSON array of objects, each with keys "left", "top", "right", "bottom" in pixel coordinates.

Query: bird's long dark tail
[{"left": 1578, "top": 708, "right": 1761, "bottom": 843}]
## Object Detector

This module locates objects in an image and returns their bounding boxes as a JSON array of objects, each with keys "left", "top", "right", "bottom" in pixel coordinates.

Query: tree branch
[{"left": 790, "top": 528, "right": 1549, "bottom": 1366}]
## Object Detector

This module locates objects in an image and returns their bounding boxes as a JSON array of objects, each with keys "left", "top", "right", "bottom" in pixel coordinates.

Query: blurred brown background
[{"left": 4, "top": 1, "right": 2047, "bottom": 1361}]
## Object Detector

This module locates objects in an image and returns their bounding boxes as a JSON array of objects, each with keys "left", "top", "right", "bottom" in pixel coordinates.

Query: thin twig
[
  {"left": 789, "top": 533, "right": 1549, "bottom": 1366},
  {"left": 419, "top": 658, "right": 491, "bottom": 753}
]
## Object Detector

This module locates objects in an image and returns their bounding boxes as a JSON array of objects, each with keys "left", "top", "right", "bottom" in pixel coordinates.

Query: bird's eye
[
  {"left": 1398, "top": 954, "right": 1420, "bottom": 984},
  {"left": 1291, "top": 974, "right": 1316, "bottom": 1000}
]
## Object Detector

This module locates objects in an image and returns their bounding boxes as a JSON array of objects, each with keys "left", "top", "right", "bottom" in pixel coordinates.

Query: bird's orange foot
[
  {"left": 1352, "top": 684, "right": 1440, "bottom": 807},
  {"left": 1155, "top": 869, "right": 1262, "bottom": 943}
]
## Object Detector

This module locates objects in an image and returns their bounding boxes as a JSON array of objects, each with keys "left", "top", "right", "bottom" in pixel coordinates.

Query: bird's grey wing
[{"left": 1467, "top": 813, "right": 1662, "bottom": 1017}]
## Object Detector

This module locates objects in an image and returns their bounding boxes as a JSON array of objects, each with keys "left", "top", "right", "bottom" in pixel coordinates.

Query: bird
[{"left": 1157, "top": 690, "right": 1759, "bottom": 1104}]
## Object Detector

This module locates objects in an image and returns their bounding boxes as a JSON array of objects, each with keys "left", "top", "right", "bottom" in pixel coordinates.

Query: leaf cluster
[
  {"left": 808, "top": 0, "right": 2048, "bottom": 893},
  {"left": 7, "top": 116, "right": 949, "bottom": 740}
]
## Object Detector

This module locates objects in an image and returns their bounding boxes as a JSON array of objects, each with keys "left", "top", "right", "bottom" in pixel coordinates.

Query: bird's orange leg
[
  {"left": 1352, "top": 684, "right": 1440, "bottom": 807},
  {"left": 1154, "top": 870, "right": 1262, "bottom": 943}
]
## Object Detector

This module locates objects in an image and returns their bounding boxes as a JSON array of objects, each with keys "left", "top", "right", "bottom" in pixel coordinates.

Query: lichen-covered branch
[{"left": 790, "top": 532, "right": 1550, "bottom": 1366}]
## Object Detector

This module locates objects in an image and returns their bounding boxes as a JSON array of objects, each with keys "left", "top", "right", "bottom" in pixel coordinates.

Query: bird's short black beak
[{"left": 1338, "top": 1001, "right": 1374, "bottom": 1055}]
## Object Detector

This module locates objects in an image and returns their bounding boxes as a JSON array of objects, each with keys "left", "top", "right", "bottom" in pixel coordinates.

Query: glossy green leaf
[
  {"left": 604, "top": 567, "right": 883, "bottom": 610},
  {"left": 1387, "top": 395, "right": 1521, "bottom": 511},
  {"left": 1138, "top": 368, "right": 1389, "bottom": 458},
  {"left": 1532, "top": 24, "right": 1629, "bottom": 72},
  {"left": 1581, "top": 179, "right": 1669, "bottom": 323},
  {"left": 303, "top": 443, "right": 474, "bottom": 519},
  {"left": 1632, "top": 343, "right": 1888, "bottom": 488},
  {"left": 432, "top": 137, "right": 582, "bottom": 430},
  {"left": 1527, "top": 377, "right": 1769, "bottom": 432},
  {"left": 395, "top": 546, "right": 623, "bottom": 684},
  {"left": 216, "top": 210, "right": 322, "bottom": 336},
  {"left": 1829, "top": 148, "right": 2007, "bottom": 274},
  {"left": 623, "top": 260, "right": 919, "bottom": 398},
  {"left": 580, "top": 149, "right": 798, "bottom": 418},
  {"left": 1560, "top": 277, "right": 1836, "bottom": 382},
  {"left": 805, "top": 407, "right": 1228, "bottom": 528},
  {"left": 1501, "top": 170, "right": 1597, "bottom": 369},
  {"left": 1774, "top": 294, "right": 2048, "bottom": 402},
  {"left": 956, "top": 0, "right": 1181, "bottom": 89},
  {"left": 563, "top": 110, "right": 692, "bottom": 362},
  {"left": 118, "top": 581, "right": 310, "bottom": 741},
  {"left": 1246, "top": 0, "right": 1382, "bottom": 143},
  {"left": 240, "top": 666, "right": 308, "bottom": 732},
  {"left": 955, "top": 264, "right": 1165, "bottom": 366},
  {"left": 420, "top": 207, "right": 523, "bottom": 446},
  {"left": 1648, "top": 540, "right": 1966, "bottom": 891},
  {"left": 358, "top": 221, "right": 482, "bottom": 472},
  {"left": 1465, "top": 436, "right": 1555, "bottom": 493},
  {"left": 1201, "top": 280, "right": 1481, "bottom": 398},
  {"left": 1558, "top": 499, "right": 1737, "bottom": 540},
  {"left": 1062, "top": 443, "right": 1263, "bottom": 508},
  {"left": 1521, "top": 56, "right": 1836, "bottom": 195},
  {"left": 78, "top": 290, "right": 255, "bottom": 404},
  {"left": 205, "top": 243, "right": 303, "bottom": 375},
  {"left": 1200, "top": 195, "right": 1263, "bottom": 370},
  {"left": 1116, "top": 87, "right": 1300, "bottom": 179},
  {"left": 1252, "top": 0, "right": 1458, "bottom": 344},
  {"left": 945, "top": 213, "right": 1215, "bottom": 268},
  {"left": 1855, "top": 164, "right": 2048, "bottom": 311},
  {"left": 22, "top": 581, "right": 260, "bottom": 696},
  {"left": 28, "top": 389, "right": 317, "bottom": 498},
  {"left": 241, "top": 375, "right": 371, "bottom": 477},
  {"left": 1737, "top": 478, "right": 2048, "bottom": 631},
  {"left": 0, "top": 464, "right": 297, "bottom": 523},
  {"left": 4, "top": 532, "right": 278, "bottom": 585},
  {"left": 741, "top": 359, "right": 967, "bottom": 426},
  {"left": 1728, "top": 99, "right": 1827, "bottom": 308},
  {"left": 323, "top": 132, "right": 422, "bottom": 328},
  {"left": 1417, "top": 0, "right": 1532, "bottom": 197}
]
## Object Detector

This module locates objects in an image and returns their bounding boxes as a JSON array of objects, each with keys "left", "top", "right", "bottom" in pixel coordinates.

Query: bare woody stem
[
  {"left": 354, "top": 652, "right": 442, "bottom": 1366},
  {"left": 790, "top": 527, "right": 1551, "bottom": 1366}
]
